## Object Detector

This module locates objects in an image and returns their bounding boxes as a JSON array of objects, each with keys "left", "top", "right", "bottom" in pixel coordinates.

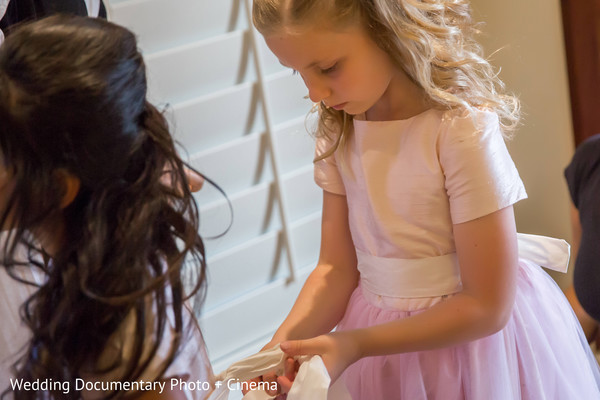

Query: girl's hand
[
  {"left": 279, "top": 331, "right": 361, "bottom": 384},
  {"left": 241, "top": 341, "right": 296, "bottom": 398},
  {"left": 274, "top": 357, "right": 299, "bottom": 399}
]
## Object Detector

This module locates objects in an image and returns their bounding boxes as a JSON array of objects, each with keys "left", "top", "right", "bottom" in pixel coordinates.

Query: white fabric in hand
[{"left": 209, "top": 346, "right": 351, "bottom": 400}]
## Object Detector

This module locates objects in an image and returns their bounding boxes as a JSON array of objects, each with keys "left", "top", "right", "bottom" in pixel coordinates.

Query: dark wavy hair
[{"left": 0, "top": 15, "right": 207, "bottom": 398}]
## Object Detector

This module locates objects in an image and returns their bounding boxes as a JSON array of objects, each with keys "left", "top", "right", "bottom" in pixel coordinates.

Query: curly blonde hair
[{"left": 253, "top": 0, "right": 520, "bottom": 160}]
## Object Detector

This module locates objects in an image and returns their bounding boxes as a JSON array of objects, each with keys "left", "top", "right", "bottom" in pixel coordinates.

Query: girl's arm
[
  {"left": 269, "top": 190, "right": 359, "bottom": 344},
  {"left": 249, "top": 190, "right": 357, "bottom": 397},
  {"left": 281, "top": 205, "right": 519, "bottom": 382}
]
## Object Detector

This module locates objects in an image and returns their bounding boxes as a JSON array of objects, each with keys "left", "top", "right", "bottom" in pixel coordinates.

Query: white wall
[{"left": 470, "top": 0, "right": 575, "bottom": 287}]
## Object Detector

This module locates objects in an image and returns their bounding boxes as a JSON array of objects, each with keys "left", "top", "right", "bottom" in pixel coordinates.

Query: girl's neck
[{"left": 364, "top": 69, "right": 430, "bottom": 121}]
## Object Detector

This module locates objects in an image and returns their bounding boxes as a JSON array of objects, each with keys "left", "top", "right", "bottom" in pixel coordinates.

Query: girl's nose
[
  {"left": 304, "top": 77, "right": 331, "bottom": 104},
  {"left": 308, "top": 85, "right": 331, "bottom": 103}
]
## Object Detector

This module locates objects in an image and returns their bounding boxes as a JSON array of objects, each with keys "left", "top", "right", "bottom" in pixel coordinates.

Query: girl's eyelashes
[
  {"left": 320, "top": 63, "right": 338, "bottom": 75},
  {"left": 290, "top": 62, "right": 339, "bottom": 76}
]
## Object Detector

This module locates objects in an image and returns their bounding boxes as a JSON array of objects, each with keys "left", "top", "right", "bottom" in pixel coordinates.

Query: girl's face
[{"left": 264, "top": 24, "right": 423, "bottom": 120}]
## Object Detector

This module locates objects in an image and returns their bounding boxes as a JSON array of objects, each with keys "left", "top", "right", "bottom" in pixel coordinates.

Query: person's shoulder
[
  {"left": 439, "top": 106, "right": 500, "bottom": 143},
  {"left": 441, "top": 106, "right": 498, "bottom": 126},
  {"left": 569, "top": 133, "right": 600, "bottom": 174},
  {"left": 568, "top": 133, "right": 600, "bottom": 170},
  {"left": 565, "top": 134, "right": 600, "bottom": 202},
  {"left": 575, "top": 133, "right": 600, "bottom": 157}
]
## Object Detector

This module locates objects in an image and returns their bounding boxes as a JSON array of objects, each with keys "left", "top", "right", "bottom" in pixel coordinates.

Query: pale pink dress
[{"left": 314, "top": 107, "right": 600, "bottom": 399}]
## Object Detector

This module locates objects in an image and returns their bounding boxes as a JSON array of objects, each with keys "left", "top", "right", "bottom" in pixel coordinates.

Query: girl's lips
[{"left": 332, "top": 102, "right": 347, "bottom": 110}]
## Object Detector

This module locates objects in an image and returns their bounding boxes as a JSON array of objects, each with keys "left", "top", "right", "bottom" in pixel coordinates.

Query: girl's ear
[{"left": 54, "top": 169, "right": 81, "bottom": 209}]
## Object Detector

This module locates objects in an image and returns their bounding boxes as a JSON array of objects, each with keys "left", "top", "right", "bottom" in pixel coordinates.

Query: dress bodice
[{"left": 314, "top": 107, "right": 527, "bottom": 259}]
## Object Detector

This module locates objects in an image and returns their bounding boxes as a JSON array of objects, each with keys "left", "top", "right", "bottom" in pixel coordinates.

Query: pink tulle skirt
[{"left": 336, "top": 259, "right": 600, "bottom": 399}]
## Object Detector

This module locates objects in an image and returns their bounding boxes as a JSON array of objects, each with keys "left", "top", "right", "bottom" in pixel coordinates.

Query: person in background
[
  {"left": 0, "top": 15, "right": 212, "bottom": 399},
  {"left": 564, "top": 133, "right": 600, "bottom": 352},
  {"left": 1, "top": 0, "right": 106, "bottom": 26},
  {"left": 0, "top": 0, "right": 105, "bottom": 44}
]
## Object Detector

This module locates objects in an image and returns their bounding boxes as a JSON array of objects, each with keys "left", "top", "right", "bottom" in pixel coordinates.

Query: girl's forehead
[{"left": 264, "top": 25, "right": 367, "bottom": 67}]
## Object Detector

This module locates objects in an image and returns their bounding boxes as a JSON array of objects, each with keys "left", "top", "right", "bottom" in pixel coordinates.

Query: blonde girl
[{"left": 249, "top": 0, "right": 600, "bottom": 398}]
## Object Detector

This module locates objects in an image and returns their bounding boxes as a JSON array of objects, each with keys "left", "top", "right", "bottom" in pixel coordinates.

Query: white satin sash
[
  {"left": 358, "top": 233, "right": 570, "bottom": 299},
  {"left": 516, "top": 233, "right": 570, "bottom": 272},
  {"left": 208, "top": 346, "right": 351, "bottom": 400}
]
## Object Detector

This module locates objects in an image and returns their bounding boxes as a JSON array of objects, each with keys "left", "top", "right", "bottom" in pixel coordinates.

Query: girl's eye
[{"left": 320, "top": 63, "right": 338, "bottom": 75}]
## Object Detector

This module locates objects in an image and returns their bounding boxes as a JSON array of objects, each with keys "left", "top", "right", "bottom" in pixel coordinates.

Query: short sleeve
[
  {"left": 439, "top": 109, "right": 527, "bottom": 224},
  {"left": 314, "top": 135, "right": 346, "bottom": 195},
  {"left": 564, "top": 134, "right": 600, "bottom": 209}
]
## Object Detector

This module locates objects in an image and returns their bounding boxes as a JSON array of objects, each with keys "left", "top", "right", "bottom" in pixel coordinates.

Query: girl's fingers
[
  {"left": 241, "top": 377, "right": 260, "bottom": 395},
  {"left": 280, "top": 338, "right": 320, "bottom": 356},
  {"left": 276, "top": 358, "right": 298, "bottom": 394},
  {"left": 242, "top": 374, "right": 279, "bottom": 396},
  {"left": 244, "top": 355, "right": 299, "bottom": 396},
  {"left": 263, "top": 372, "right": 280, "bottom": 396},
  {"left": 284, "top": 357, "right": 297, "bottom": 381},
  {"left": 277, "top": 376, "right": 294, "bottom": 394}
]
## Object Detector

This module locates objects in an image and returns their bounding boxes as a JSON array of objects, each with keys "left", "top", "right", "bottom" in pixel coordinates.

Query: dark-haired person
[
  {"left": 564, "top": 133, "right": 600, "bottom": 354},
  {"left": 0, "top": 0, "right": 206, "bottom": 193},
  {"left": 0, "top": 15, "right": 213, "bottom": 399},
  {"left": 0, "top": 0, "right": 106, "bottom": 43}
]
